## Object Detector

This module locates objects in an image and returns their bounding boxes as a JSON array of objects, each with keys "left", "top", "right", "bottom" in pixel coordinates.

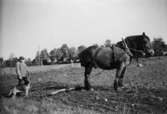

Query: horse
[
  {"left": 116, "top": 32, "right": 154, "bottom": 67},
  {"left": 78, "top": 39, "right": 133, "bottom": 91}
]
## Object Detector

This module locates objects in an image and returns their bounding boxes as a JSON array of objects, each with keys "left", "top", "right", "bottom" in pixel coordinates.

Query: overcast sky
[{"left": 1, "top": 0, "right": 167, "bottom": 59}]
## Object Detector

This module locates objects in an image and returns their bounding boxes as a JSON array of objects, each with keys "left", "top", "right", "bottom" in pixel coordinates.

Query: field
[{"left": 0, "top": 56, "right": 167, "bottom": 114}]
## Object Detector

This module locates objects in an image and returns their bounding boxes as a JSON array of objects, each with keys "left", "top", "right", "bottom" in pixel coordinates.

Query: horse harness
[{"left": 110, "top": 45, "right": 116, "bottom": 63}]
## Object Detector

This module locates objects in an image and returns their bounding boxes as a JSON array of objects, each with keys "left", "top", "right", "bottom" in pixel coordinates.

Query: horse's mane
[{"left": 126, "top": 34, "right": 150, "bottom": 42}]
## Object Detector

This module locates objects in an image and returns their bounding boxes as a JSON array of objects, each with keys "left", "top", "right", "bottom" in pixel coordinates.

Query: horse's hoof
[
  {"left": 137, "top": 63, "right": 143, "bottom": 67},
  {"left": 114, "top": 87, "right": 118, "bottom": 91},
  {"left": 90, "top": 88, "right": 94, "bottom": 91},
  {"left": 84, "top": 87, "right": 94, "bottom": 91},
  {"left": 120, "top": 86, "right": 126, "bottom": 89},
  {"left": 84, "top": 87, "right": 91, "bottom": 91},
  {"left": 118, "top": 83, "right": 123, "bottom": 87}
]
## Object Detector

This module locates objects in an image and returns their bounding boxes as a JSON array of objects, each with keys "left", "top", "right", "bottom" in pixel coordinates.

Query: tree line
[
  {"left": 0, "top": 37, "right": 167, "bottom": 67},
  {"left": 32, "top": 44, "right": 87, "bottom": 66},
  {"left": 0, "top": 44, "right": 86, "bottom": 67}
]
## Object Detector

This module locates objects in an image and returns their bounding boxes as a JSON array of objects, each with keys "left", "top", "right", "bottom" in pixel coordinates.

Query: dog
[{"left": 8, "top": 82, "right": 30, "bottom": 99}]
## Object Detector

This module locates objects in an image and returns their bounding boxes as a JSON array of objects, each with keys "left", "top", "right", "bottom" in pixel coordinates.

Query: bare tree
[
  {"left": 40, "top": 49, "right": 50, "bottom": 65},
  {"left": 61, "top": 44, "right": 70, "bottom": 58},
  {"left": 69, "top": 47, "right": 77, "bottom": 59},
  {"left": 152, "top": 38, "right": 166, "bottom": 50},
  {"left": 152, "top": 38, "right": 167, "bottom": 56},
  {"left": 49, "top": 48, "right": 57, "bottom": 63}
]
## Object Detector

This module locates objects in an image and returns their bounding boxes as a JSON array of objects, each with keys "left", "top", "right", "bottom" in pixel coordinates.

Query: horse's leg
[
  {"left": 84, "top": 66, "right": 92, "bottom": 90},
  {"left": 136, "top": 57, "right": 139, "bottom": 65},
  {"left": 114, "top": 64, "right": 125, "bottom": 91},
  {"left": 118, "top": 67, "right": 126, "bottom": 87},
  {"left": 135, "top": 52, "right": 144, "bottom": 67},
  {"left": 137, "top": 57, "right": 143, "bottom": 67}
]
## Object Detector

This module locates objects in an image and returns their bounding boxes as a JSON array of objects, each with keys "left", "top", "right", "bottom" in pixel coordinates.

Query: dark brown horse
[
  {"left": 116, "top": 32, "right": 154, "bottom": 67},
  {"left": 79, "top": 39, "right": 133, "bottom": 91}
]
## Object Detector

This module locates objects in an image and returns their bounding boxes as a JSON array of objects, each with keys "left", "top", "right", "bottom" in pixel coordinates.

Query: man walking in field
[
  {"left": 14, "top": 56, "right": 30, "bottom": 97},
  {"left": 16, "top": 56, "right": 30, "bottom": 86}
]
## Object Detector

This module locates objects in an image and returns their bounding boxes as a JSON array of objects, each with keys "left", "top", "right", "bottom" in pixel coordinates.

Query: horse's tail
[
  {"left": 78, "top": 45, "right": 99, "bottom": 67},
  {"left": 78, "top": 48, "right": 93, "bottom": 67}
]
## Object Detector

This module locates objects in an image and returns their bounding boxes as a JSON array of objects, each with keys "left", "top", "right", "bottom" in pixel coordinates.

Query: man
[
  {"left": 16, "top": 56, "right": 30, "bottom": 86},
  {"left": 15, "top": 56, "right": 30, "bottom": 96}
]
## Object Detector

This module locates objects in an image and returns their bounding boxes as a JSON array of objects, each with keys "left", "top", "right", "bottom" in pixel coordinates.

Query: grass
[{"left": 1, "top": 97, "right": 101, "bottom": 114}]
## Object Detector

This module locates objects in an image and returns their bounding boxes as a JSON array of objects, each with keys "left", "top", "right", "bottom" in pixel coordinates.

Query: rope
[
  {"left": 116, "top": 40, "right": 145, "bottom": 55},
  {"left": 129, "top": 48, "right": 144, "bottom": 54},
  {"left": 92, "top": 69, "right": 105, "bottom": 77}
]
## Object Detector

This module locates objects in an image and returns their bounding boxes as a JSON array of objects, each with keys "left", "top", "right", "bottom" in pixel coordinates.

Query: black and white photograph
[{"left": 0, "top": 0, "right": 167, "bottom": 113}]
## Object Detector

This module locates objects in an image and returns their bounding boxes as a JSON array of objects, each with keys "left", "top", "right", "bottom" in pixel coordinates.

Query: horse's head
[{"left": 140, "top": 32, "right": 154, "bottom": 56}]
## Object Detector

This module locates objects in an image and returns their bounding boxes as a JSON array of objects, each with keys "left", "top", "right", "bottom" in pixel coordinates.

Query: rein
[
  {"left": 117, "top": 40, "right": 145, "bottom": 56},
  {"left": 129, "top": 48, "right": 144, "bottom": 53}
]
